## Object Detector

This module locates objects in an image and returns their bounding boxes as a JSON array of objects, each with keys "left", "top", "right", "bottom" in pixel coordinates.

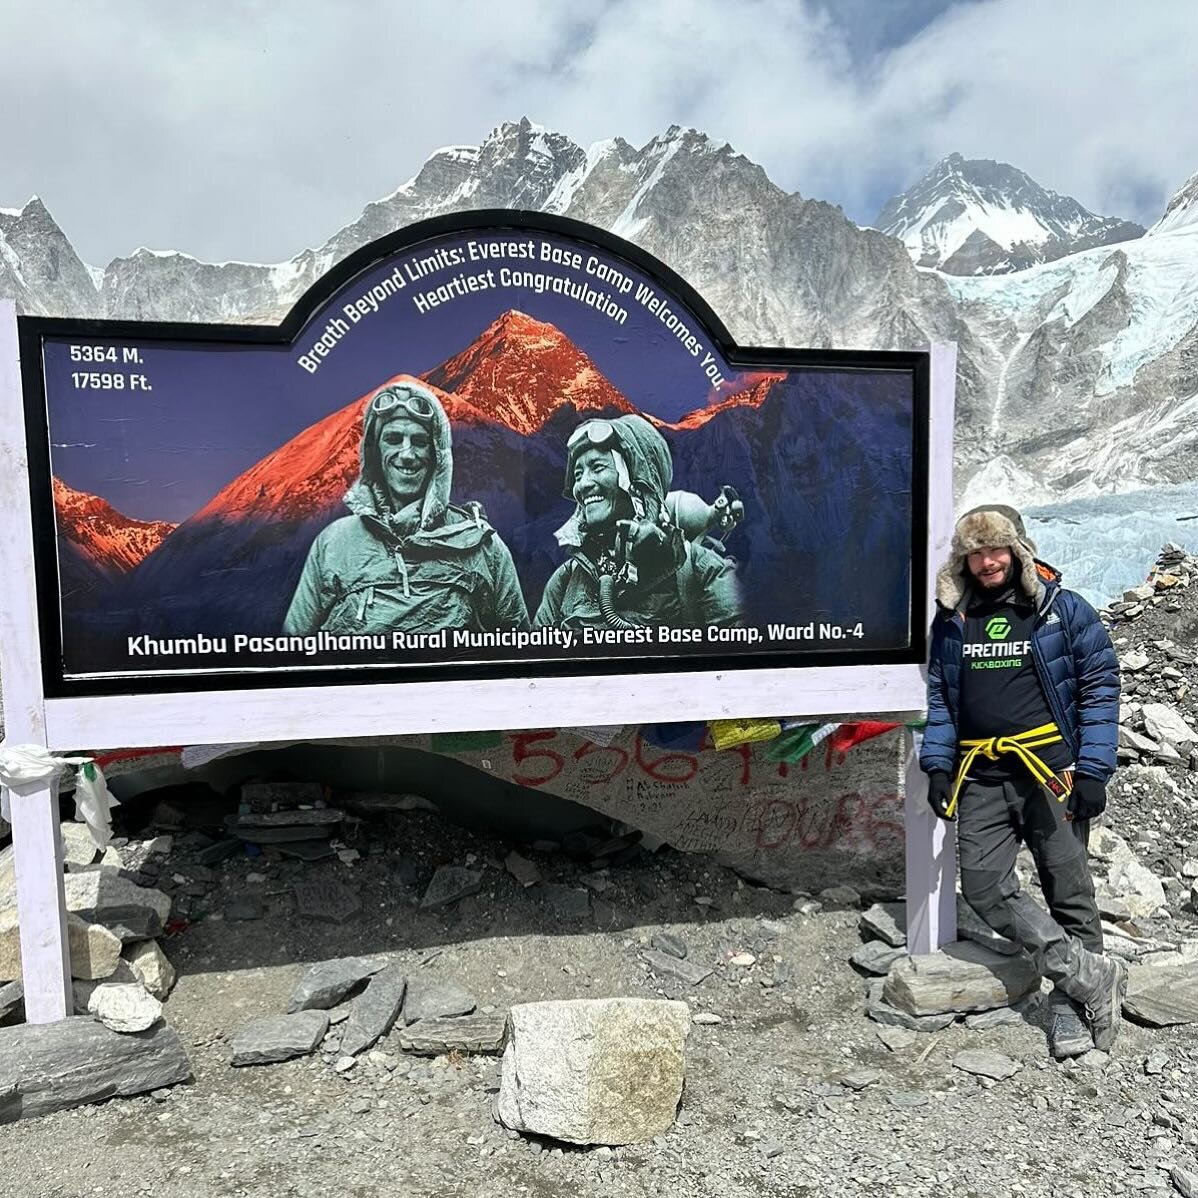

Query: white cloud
[{"left": 0, "top": 0, "right": 1193, "bottom": 264}]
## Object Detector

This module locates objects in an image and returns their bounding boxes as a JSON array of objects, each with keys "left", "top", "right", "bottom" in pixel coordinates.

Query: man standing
[
  {"left": 921, "top": 504, "right": 1125, "bottom": 1059},
  {"left": 284, "top": 380, "right": 528, "bottom": 635}
]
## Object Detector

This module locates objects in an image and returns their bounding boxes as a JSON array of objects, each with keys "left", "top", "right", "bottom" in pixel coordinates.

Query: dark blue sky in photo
[{"left": 47, "top": 228, "right": 769, "bottom": 523}]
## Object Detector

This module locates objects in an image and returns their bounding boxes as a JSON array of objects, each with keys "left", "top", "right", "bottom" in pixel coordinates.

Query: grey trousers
[{"left": 956, "top": 771, "right": 1103, "bottom": 988}]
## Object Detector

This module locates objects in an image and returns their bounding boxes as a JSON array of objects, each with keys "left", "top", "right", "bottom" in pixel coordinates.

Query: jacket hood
[
  {"left": 556, "top": 414, "right": 673, "bottom": 546},
  {"left": 936, "top": 503, "right": 1054, "bottom": 609},
  {"left": 344, "top": 380, "right": 453, "bottom": 532}
]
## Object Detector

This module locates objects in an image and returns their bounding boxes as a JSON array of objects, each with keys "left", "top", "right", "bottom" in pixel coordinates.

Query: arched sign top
[
  {"left": 283, "top": 210, "right": 742, "bottom": 360},
  {"left": 15, "top": 210, "right": 931, "bottom": 702}
]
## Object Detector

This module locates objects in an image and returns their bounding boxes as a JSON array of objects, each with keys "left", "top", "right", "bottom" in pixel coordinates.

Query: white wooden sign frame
[{"left": 0, "top": 300, "right": 956, "bottom": 1021}]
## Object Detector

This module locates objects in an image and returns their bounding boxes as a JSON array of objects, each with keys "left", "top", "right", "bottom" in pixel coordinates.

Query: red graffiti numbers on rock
[
  {"left": 510, "top": 730, "right": 566, "bottom": 787},
  {"left": 634, "top": 734, "right": 699, "bottom": 784},
  {"left": 753, "top": 792, "right": 904, "bottom": 853},
  {"left": 506, "top": 730, "right": 702, "bottom": 790}
]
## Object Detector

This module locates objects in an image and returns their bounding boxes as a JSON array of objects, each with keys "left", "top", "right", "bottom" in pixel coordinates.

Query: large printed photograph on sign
[{"left": 37, "top": 216, "right": 922, "bottom": 685}]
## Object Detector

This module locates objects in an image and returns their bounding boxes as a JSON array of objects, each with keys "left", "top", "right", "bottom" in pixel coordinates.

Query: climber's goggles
[
  {"left": 370, "top": 385, "right": 436, "bottom": 421},
  {"left": 946, "top": 722, "right": 1070, "bottom": 818},
  {"left": 568, "top": 419, "right": 618, "bottom": 451}
]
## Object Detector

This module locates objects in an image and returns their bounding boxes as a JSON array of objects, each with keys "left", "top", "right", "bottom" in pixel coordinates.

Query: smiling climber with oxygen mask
[
  {"left": 533, "top": 415, "right": 743, "bottom": 632},
  {"left": 921, "top": 504, "right": 1126, "bottom": 1060}
]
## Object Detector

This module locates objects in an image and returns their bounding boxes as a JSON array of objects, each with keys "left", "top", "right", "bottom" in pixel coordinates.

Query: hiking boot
[
  {"left": 1047, "top": 993, "right": 1092, "bottom": 1060},
  {"left": 1082, "top": 956, "right": 1128, "bottom": 1053}
]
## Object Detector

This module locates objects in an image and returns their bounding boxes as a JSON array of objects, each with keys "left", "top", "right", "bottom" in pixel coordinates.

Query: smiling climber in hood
[
  {"left": 533, "top": 414, "right": 741, "bottom": 630},
  {"left": 283, "top": 379, "right": 528, "bottom": 635}
]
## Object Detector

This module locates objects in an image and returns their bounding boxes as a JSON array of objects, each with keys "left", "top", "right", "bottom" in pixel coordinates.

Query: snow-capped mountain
[
  {"left": 0, "top": 198, "right": 101, "bottom": 317},
  {"left": 875, "top": 153, "right": 1143, "bottom": 276},
  {"left": 4, "top": 121, "right": 1197, "bottom": 505},
  {"left": 424, "top": 310, "right": 634, "bottom": 434},
  {"left": 1150, "top": 169, "right": 1198, "bottom": 236},
  {"left": 53, "top": 477, "right": 175, "bottom": 572}
]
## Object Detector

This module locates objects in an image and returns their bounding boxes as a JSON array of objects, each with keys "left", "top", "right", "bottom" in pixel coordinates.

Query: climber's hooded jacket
[
  {"left": 283, "top": 381, "right": 528, "bottom": 634},
  {"left": 533, "top": 414, "right": 740, "bottom": 629}
]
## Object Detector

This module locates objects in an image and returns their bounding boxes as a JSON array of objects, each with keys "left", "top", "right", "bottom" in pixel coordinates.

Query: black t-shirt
[{"left": 958, "top": 592, "right": 1072, "bottom": 779}]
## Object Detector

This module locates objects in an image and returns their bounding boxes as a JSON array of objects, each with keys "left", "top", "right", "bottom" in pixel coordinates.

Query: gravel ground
[
  {"left": 2, "top": 796, "right": 1197, "bottom": 1198},
  {"left": 4, "top": 544, "right": 1198, "bottom": 1197}
]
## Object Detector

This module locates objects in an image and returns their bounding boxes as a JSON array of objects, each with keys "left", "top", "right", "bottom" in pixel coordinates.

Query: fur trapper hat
[{"left": 936, "top": 503, "right": 1042, "bottom": 609}]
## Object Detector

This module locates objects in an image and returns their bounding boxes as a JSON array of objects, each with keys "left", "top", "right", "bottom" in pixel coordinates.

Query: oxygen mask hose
[{"left": 598, "top": 574, "right": 638, "bottom": 630}]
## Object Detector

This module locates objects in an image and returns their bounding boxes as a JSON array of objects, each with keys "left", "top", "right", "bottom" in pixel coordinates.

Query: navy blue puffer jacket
[{"left": 920, "top": 572, "right": 1120, "bottom": 782}]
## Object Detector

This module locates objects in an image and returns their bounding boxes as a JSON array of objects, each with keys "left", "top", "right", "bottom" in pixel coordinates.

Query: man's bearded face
[
  {"left": 572, "top": 446, "right": 621, "bottom": 530},
  {"left": 378, "top": 415, "right": 432, "bottom": 506},
  {"left": 967, "top": 545, "right": 1014, "bottom": 590}
]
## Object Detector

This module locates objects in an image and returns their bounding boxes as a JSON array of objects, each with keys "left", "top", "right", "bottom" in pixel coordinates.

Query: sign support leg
[
  {"left": 0, "top": 298, "right": 72, "bottom": 1020},
  {"left": 7, "top": 778, "right": 71, "bottom": 1021},
  {"left": 903, "top": 729, "right": 956, "bottom": 953}
]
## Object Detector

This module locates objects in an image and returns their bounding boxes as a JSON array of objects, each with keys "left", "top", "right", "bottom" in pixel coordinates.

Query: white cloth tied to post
[{"left": 0, "top": 742, "right": 118, "bottom": 850}]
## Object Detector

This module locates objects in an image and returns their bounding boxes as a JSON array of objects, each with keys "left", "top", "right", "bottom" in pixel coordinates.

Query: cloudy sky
[{"left": 3, "top": 0, "right": 1194, "bottom": 265}]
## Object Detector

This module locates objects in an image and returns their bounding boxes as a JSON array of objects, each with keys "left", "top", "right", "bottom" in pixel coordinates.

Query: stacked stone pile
[{"left": 0, "top": 823, "right": 178, "bottom": 1032}]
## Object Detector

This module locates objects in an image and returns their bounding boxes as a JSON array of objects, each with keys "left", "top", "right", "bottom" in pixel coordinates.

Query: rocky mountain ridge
[
  {"left": 4, "top": 119, "right": 1198, "bottom": 503},
  {"left": 875, "top": 153, "right": 1144, "bottom": 276}
]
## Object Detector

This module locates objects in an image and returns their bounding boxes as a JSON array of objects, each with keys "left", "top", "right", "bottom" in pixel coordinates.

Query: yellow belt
[{"left": 946, "top": 722, "right": 1066, "bottom": 818}]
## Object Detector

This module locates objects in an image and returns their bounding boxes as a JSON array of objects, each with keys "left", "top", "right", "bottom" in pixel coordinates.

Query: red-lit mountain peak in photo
[
  {"left": 192, "top": 373, "right": 488, "bottom": 527},
  {"left": 422, "top": 309, "right": 634, "bottom": 434},
  {"left": 52, "top": 477, "right": 177, "bottom": 574},
  {"left": 665, "top": 372, "right": 785, "bottom": 430}
]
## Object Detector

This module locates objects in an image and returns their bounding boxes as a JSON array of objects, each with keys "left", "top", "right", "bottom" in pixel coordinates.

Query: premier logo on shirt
[{"left": 963, "top": 637, "right": 1032, "bottom": 667}]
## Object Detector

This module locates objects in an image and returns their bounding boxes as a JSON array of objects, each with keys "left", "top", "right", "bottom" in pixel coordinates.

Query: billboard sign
[{"left": 18, "top": 212, "right": 929, "bottom": 699}]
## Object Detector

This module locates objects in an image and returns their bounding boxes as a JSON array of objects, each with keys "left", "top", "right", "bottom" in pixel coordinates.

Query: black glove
[
  {"left": 1067, "top": 774, "right": 1107, "bottom": 821},
  {"left": 926, "top": 771, "right": 954, "bottom": 821}
]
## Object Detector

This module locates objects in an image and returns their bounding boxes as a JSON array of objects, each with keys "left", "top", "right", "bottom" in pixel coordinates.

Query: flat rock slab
[
  {"left": 883, "top": 940, "right": 1040, "bottom": 1016},
  {"left": 866, "top": 985, "right": 956, "bottom": 1033},
  {"left": 860, "top": 903, "right": 906, "bottom": 947},
  {"left": 953, "top": 1049, "right": 1022, "bottom": 1080},
  {"left": 398, "top": 1012, "right": 508, "bottom": 1055},
  {"left": 876, "top": 1026, "right": 918, "bottom": 1052},
  {"left": 642, "top": 950, "right": 712, "bottom": 987},
  {"left": 63, "top": 869, "right": 172, "bottom": 942},
  {"left": 288, "top": 956, "right": 384, "bottom": 1013},
  {"left": 293, "top": 881, "right": 361, "bottom": 923},
  {"left": 1123, "top": 963, "right": 1198, "bottom": 1027},
  {"left": 540, "top": 883, "right": 591, "bottom": 920},
  {"left": 497, "top": 997, "right": 689, "bottom": 1145},
  {"left": 0, "top": 1017, "right": 192, "bottom": 1122},
  {"left": 231, "top": 1010, "right": 329, "bottom": 1066},
  {"left": 232, "top": 826, "right": 332, "bottom": 844},
  {"left": 403, "top": 979, "right": 477, "bottom": 1024},
  {"left": 504, "top": 852, "right": 541, "bottom": 887},
  {"left": 651, "top": 932, "right": 688, "bottom": 960},
  {"left": 228, "top": 808, "right": 343, "bottom": 827},
  {"left": 420, "top": 866, "right": 482, "bottom": 909},
  {"left": 964, "top": 998, "right": 1037, "bottom": 1030},
  {"left": 840, "top": 1068, "right": 883, "bottom": 1090},
  {"left": 1142, "top": 703, "right": 1198, "bottom": 745},
  {"left": 851, "top": 941, "right": 906, "bottom": 976},
  {"left": 340, "top": 965, "right": 407, "bottom": 1056}
]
